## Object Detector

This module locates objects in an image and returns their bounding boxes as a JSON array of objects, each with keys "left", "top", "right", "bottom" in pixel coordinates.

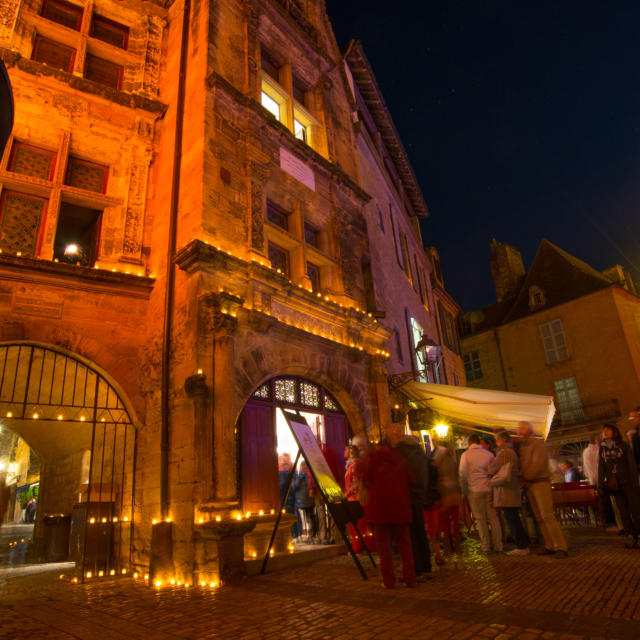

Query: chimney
[{"left": 490, "top": 239, "right": 525, "bottom": 302}]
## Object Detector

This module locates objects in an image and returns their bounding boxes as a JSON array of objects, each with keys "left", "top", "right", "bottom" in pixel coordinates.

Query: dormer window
[{"left": 529, "top": 285, "right": 546, "bottom": 309}]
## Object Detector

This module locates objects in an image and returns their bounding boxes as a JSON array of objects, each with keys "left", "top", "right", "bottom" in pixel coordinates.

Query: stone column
[{"left": 213, "top": 307, "right": 238, "bottom": 502}]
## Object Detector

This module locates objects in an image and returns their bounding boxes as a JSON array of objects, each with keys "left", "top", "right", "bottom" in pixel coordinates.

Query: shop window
[
  {"left": 274, "top": 378, "right": 296, "bottom": 404},
  {"left": 53, "top": 202, "right": 102, "bottom": 266},
  {"left": 266, "top": 201, "right": 289, "bottom": 231},
  {"left": 0, "top": 191, "right": 47, "bottom": 257},
  {"left": 84, "top": 54, "right": 123, "bottom": 90},
  {"left": 65, "top": 157, "right": 108, "bottom": 193},
  {"left": 463, "top": 352, "right": 483, "bottom": 381},
  {"left": 90, "top": 15, "right": 129, "bottom": 49},
  {"left": 8, "top": 142, "right": 56, "bottom": 181},
  {"left": 41, "top": 0, "right": 83, "bottom": 30},
  {"left": 300, "top": 381, "right": 320, "bottom": 408},
  {"left": 32, "top": 36, "right": 76, "bottom": 73},
  {"left": 268, "top": 242, "right": 290, "bottom": 278},
  {"left": 304, "top": 221, "right": 319, "bottom": 248},
  {"left": 307, "top": 262, "right": 320, "bottom": 292}
]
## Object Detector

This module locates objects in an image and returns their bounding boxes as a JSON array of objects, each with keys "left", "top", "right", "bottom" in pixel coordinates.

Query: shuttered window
[{"left": 32, "top": 36, "right": 76, "bottom": 73}]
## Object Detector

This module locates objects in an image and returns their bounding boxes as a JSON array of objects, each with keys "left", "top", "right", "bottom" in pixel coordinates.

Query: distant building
[{"left": 460, "top": 238, "right": 640, "bottom": 447}]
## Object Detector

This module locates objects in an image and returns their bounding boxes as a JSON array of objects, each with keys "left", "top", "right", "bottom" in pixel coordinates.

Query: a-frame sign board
[{"left": 260, "top": 410, "right": 376, "bottom": 579}]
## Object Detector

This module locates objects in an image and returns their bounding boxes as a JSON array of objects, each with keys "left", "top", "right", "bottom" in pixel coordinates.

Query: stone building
[
  {"left": 0, "top": 0, "right": 459, "bottom": 583},
  {"left": 460, "top": 238, "right": 640, "bottom": 448}
]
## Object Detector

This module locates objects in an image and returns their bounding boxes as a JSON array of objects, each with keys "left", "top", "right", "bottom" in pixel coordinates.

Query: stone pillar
[{"left": 213, "top": 308, "right": 238, "bottom": 502}]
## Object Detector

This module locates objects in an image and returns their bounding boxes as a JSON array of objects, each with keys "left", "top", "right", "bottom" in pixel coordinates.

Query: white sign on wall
[{"left": 280, "top": 147, "right": 315, "bottom": 191}]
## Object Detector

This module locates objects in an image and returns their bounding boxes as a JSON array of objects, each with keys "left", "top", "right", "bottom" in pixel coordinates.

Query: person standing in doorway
[{"left": 517, "top": 421, "right": 568, "bottom": 558}]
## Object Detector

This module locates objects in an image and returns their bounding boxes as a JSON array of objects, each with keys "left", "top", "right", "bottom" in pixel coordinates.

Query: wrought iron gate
[{"left": 0, "top": 342, "right": 136, "bottom": 580}]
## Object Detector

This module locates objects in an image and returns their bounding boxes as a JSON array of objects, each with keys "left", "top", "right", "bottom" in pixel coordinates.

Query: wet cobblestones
[{"left": 0, "top": 528, "right": 638, "bottom": 639}]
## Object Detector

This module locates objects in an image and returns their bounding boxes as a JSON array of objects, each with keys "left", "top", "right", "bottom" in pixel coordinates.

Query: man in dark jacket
[{"left": 386, "top": 422, "right": 432, "bottom": 581}]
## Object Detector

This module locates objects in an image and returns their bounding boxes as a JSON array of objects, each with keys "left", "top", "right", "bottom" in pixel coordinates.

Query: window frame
[
  {"left": 32, "top": 35, "right": 76, "bottom": 73},
  {"left": 65, "top": 156, "right": 109, "bottom": 194},
  {"left": 0, "top": 190, "right": 49, "bottom": 258},
  {"left": 90, "top": 14, "right": 129, "bottom": 50},
  {"left": 463, "top": 351, "right": 483, "bottom": 382},
  {"left": 40, "top": 0, "right": 83, "bottom": 31},
  {"left": 8, "top": 142, "right": 57, "bottom": 182},
  {"left": 268, "top": 241, "right": 290, "bottom": 279},
  {"left": 539, "top": 319, "right": 570, "bottom": 364}
]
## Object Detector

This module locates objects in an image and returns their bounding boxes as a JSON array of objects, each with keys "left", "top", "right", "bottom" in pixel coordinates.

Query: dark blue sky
[{"left": 325, "top": 0, "right": 640, "bottom": 310}]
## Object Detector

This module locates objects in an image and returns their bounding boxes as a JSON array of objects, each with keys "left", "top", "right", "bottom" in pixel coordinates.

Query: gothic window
[
  {"left": 304, "top": 222, "right": 319, "bottom": 248},
  {"left": 65, "top": 157, "right": 108, "bottom": 193},
  {"left": 324, "top": 394, "right": 339, "bottom": 412},
  {"left": 0, "top": 191, "right": 47, "bottom": 257},
  {"left": 90, "top": 15, "right": 129, "bottom": 49},
  {"left": 41, "top": 0, "right": 83, "bottom": 30},
  {"left": 84, "top": 54, "right": 123, "bottom": 90},
  {"left": 268, "top": 242, "right": 290, "bottom": 278},
  {"left": 8, "top": 143, "right": 56, "bottom": 181},
  {"left": 252, "top": 384, "right": 271, "bottom": 400},
  {"left": 540, "top": 319, "right": 570, "bottom": 363},
  {"left": 259, "top": 46, "right": 319, "bottom": 149},
  {"left": 32, "top": 36, "right": 76, "bottom": 73},
  {"left": 306, "top": 262, "right": 320, "bottom": 293},
  {"left": 266, "top": 201, "right": 289, "bottom": 231}
]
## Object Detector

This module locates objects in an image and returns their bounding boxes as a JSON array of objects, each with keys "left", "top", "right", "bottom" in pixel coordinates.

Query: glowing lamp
[
  {"left": 64, "top": 244, "right": 79, "bottom": 256},
  {"left": 434, "top": 423, "right": 449, "bottom": 439}
]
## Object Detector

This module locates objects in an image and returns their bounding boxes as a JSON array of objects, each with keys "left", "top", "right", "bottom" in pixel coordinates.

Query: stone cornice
[
  {"left": 1, "top": 48, "right": 168, "bottom": 116},
  {"left": 0, "top": 255, "right": 154, "bottom": 298},
  {"left": 206, "top": 71, "right": 371, "bottom": 205}
]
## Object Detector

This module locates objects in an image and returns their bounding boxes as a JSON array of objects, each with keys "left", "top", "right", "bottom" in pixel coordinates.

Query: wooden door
[
  {"left": 324, "top": 413, "right": 348, "bottom": 487},
  {"left": 241, "top": 402, "right": 279, "bottom": 513}
]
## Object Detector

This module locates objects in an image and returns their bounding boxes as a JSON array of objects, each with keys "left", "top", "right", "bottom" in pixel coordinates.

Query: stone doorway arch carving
[{"left": 0, "top": 341, "right": 136, "bottom": 581}]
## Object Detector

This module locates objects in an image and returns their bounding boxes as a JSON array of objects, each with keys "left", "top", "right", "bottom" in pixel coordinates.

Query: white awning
[{"left": 400, "top": 382, "right": 556, "bottom": 440}]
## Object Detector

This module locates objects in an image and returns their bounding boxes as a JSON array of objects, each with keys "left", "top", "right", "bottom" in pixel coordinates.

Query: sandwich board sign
[{"left": 260, "top": 410, "right": 375, "bottom": 579}]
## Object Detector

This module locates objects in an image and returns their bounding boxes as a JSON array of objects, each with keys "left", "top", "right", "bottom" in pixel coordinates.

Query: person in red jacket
[{"left": 362, "top": 424, "right": 416, "bottom": 588}]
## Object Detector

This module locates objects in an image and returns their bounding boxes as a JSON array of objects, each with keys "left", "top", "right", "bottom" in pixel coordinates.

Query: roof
[
  {"left": 502, "top": 239, "right": 612, "bottom": 323},
  {"left": 344, "top": 40, "right": 429, "bottom": 219}
]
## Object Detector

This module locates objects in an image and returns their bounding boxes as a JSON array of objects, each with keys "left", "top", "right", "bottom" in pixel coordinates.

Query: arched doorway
[
  {"left": 240, "top": 376, "right": 349, "bottom": 514},
  {"left": 0, "top": 342, "right": 136, "bottom": 579}
]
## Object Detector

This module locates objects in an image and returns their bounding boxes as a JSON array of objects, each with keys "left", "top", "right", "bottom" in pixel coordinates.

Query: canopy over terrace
[{"left": 400, "top": 382, "right": 556, "bottom": 440}]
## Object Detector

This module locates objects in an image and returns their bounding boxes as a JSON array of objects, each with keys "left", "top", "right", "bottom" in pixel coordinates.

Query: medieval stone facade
[{"left": 0, "top": 0, "right": 461, "bottom": 584}]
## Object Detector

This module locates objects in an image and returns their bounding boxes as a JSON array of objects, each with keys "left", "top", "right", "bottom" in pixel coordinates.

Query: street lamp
[{"left": 388, "top": 333, "right": 443, "bottom": 390}]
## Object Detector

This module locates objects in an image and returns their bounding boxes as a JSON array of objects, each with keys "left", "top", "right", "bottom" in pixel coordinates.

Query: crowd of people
[{"left": 336, "top": 411, "right": 640, "bottom": 589}]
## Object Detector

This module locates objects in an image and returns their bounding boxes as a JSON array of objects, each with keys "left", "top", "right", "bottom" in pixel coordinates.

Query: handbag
[{"left": 489, "top": 461, "right": 512, "bottom": 487}]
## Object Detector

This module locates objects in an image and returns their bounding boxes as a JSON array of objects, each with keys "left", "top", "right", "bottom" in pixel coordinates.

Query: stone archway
[{"left": 0, "top": 341, "right": 137, "bottom": 579}]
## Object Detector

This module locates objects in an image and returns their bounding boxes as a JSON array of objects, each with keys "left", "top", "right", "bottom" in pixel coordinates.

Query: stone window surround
[
  {"left": 17, "top": 0, "right": 150, "bottom": 97},
  {"left": 264, "top": 196, "right": 336, "bottom": 293},
  {"left": 0, "top": 132, "right": 121, "bottom": 264}
]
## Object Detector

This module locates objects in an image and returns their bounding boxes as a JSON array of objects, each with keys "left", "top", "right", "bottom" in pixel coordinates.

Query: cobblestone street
[{"left": 1, "top": 528, "right": 639, "bottom": 639}]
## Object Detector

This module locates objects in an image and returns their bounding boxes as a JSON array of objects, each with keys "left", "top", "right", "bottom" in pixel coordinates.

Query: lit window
[
  {"left": 261, "top": 90, "right": 281, "bottom": 121},
  {"left": 8, "top": 143, "right": 56, "bottom": 181},
  {"left": 53, "top": 203, "right": 102, "bottom": 266},
  {"left": 0, "top": 191, "right": 47, "bottom": 257},
  {"left": 41, "top": 0, "right": 83, "bottom": 30},
  {"left": 274, "top": 379, "right": 296, "bottom": 404},
  {"left": 539, "top": 319, "right": 569, "bottom": 363},
  {"left": 32, "top": 36, "right": 76, "bottom": 73},
  {"left": 300, "top": 382, "right": 320, "bottom": 408},
  {"left": 325, "top": 394, "right": 339, "bottom": 412},
  {"left": 294, "top": 118, "right": 307, "bottom": 143},
  {"left": 463, "top": 352, "right": 483, "bottom": 381},
  {"left": 91, "top": 15, "right": 129, "bottom": 49}
]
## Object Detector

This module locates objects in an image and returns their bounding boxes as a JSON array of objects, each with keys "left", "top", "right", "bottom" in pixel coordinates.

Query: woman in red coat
[{"left": 362, "top": 430, "right": 416, "bottom": 589}]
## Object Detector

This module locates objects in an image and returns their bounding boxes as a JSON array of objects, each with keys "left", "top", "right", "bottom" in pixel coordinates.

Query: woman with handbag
[
  {"left": 598, "top": 423, "right": 640, "bottom": 548},
  {"left": 489, "top": 431, "right": 530, "bottom": 555}
]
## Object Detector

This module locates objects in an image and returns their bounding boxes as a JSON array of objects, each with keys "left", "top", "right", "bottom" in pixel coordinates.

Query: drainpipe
[{"left": 160, "top": 0, "right": 191, "bottom": 520}]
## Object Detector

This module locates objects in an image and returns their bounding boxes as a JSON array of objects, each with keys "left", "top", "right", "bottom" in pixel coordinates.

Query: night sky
[{"left": 325, "top": 1, "right": 640, "bottom": 310}]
